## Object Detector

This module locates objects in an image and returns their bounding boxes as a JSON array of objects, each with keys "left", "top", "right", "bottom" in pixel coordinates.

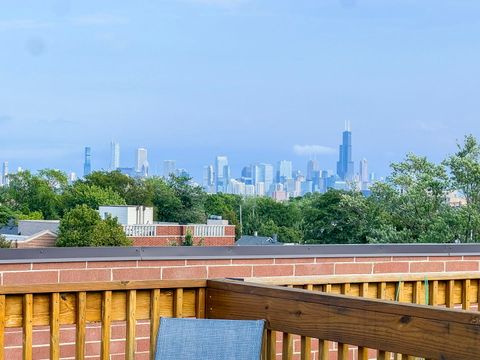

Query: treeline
[{"left": 1, "top": 135, "right": 480, "bottom": 245}]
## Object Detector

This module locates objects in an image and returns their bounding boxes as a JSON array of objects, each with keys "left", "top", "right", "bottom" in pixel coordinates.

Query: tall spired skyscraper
[
  {"left": 336, "top": 122, "right": 354, "bottom": 181},
  {"left": 110, "top": 142, "right": 120, "bottom": 170},
  {"left": 84, "top": 147, "right": 92, "bottom": 177}
]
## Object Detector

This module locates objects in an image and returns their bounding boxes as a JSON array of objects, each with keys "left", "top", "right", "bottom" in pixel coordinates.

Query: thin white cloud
[
  {"left": 0, "top": 19, "right": 53, "bottom": 30},
  {"left": 71, "top": 14, "right": 129, "bottom": 26},
  {"left": 0, "top": 146, "right": 77, "bottom": 161},
  {"left": 418, "top": 121, "right": 447, "bottom": 132},
  {"left": 186, "top": 0, "right": 249, "bottom": 7},
  {"left": 293, "top": 145, "right": 336, "bottom": 156}
]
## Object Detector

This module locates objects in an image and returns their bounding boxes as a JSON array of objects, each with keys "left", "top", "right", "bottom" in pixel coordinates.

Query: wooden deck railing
[
  {"left": 207, "top": 279, "right": 480, "bottom": 360},
  {"left": 251, "top": 272, "right": 480, "bottom": 310},
  {"left": 0, "top": 280, "right": 207, "bottom": 360},
  {"left": 0, "top": 273, "right": 479, "bottom": 360}
]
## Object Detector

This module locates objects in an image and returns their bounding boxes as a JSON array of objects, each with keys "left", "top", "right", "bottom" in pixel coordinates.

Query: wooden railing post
[
  {"left": 76, "top": 292, "right": 87, "bottom": 360},
  {"left": 50, "top": 293, "right": 60, "bottom": 360},
  {"left": 101, "top": 291, "right": 112, "bottom": 360},
  {"left": 23, "top": 294, "right": 33, "bottom": 360}
]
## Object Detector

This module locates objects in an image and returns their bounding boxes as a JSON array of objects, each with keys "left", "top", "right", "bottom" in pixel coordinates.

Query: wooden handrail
[
  {"left": 248, "top": 271, "right": 480, "bottom": 285},
  {"left": 207, "top": 279, "right": 480, "bottom": 360},
  {"left": 0, "top": 279, "right": 207, "bottom": 295}
]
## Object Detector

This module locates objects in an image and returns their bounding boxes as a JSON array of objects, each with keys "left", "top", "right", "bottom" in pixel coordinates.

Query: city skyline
[
  {"left": 0, "top": 125, "right": 373, "bottom": 187},
  {"left": 1, "top": 1, "right": 480, "bottom": 182}
]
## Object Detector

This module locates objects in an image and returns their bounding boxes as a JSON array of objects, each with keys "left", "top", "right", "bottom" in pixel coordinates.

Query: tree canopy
[{"left": 2, "top": 135, "right": 480, "bottom": 245}]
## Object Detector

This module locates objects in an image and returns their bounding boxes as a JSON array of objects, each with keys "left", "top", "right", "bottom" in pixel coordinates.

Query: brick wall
[
  {"left": 129, "top": 224, "right": 236, "bottom": 246},
  {"left": 1, "top": 255, "right": 479, "bottom": 286},
  {"left": 1, "top": 253, "right": 479, "bottom": 360},
  {"left": 16, "top": 233, "right": 57, "bottom": 248}
]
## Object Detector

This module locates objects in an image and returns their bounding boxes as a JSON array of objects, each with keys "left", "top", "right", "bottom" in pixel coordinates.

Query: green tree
[
  {"left": 61, "top": 183, "right": 125, "bottom": 213},
  {"left": 369, "top": 153, "right": 455, "bottom": 243},
  {"left": 4, "top": 170, "right": 64, "bottom": 219},
  {"left": 0, "top": 205, "right": 15, "bottom": 226},
  {"left": 302, "top": 190, "right": 372, "bottom": 244},
  {"left": 56, "top": 205, "right": 131, "bottom": 247},
  {"left": 151, "top": 175, "right": 206, "bottom": 224},
  {"left": 242, "top": 197, "right": 303, "bottom": 243},
  {"left": 443, "top": 135, "right": 480, "bottom": 242},
  {"left": 91, "top": 216, "right": 132, "bottom": 247},
  {"left": 204, "top": 193, "right": 242, "bottom": 238},
  {"left": 84, "top": 171, "right": 152, "bottom": 204},
  {"left": 0, "top": 234, "right": 12, "bottom": 248},
  {"left": 182, "top": 230, "right": 194, "bottom": 246}
]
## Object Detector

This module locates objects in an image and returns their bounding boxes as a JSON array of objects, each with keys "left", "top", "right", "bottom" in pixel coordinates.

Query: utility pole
[{"left": 239, "top": 205, "right": 243, "bottom": 237}]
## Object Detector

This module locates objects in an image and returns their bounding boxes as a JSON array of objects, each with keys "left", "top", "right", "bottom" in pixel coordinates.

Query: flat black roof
[{"left": 0, "top": 244, "right": 480, "bottom": 264}]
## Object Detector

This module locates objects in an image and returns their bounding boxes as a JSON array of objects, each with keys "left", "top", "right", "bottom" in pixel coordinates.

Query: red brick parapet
[{"left": 1, "top": 254, "right": 479, "bottom": 286}]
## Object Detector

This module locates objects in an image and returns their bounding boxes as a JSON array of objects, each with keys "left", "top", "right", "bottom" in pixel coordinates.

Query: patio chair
[{"left": 155, "top": 317, "right": 265, "bottom": 360}]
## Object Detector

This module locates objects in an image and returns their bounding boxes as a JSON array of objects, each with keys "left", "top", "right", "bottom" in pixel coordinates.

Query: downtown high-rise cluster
[
  {"left": 82, "top": 142, "right": 188, "bottom": 180},
  {"left": 203, "top": 124, "right": 374, "bottom": 200},
  {"left": 1, "top": 126, "right": 375, "bottom": 200}
]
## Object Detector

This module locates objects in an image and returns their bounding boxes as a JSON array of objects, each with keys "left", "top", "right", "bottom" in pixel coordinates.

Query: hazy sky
[{"left": 1, "top": 0, "right": 480, "bottom": 180}]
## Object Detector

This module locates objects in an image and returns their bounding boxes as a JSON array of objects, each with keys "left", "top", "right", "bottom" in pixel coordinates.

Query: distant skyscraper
[
  {"left": 251, "top": 164, "right": 261, "bottom": 185},
  {"left": 359, "top": 158, "right": 368, "bottom": 190},
  {"left": 306, "top": 160, "right": 319, "bottom": 181},
  {"left": 336, "top": 122, "right": 354, "bottom": 181},
  {"left": 260, "top": 163, "right": 274, "bottom": 193},
  {"left": 2, "top": 161, "right": 8, "bottom": 186},
  {"left": 69, "top": 172, "right": 77, "bottom": 184},
  {"left": 203, "top": 165, "right": 215, "bottom": 192},
  {"left": 110, "top": 142, "right": 120, "bottom": 170},
  {"left": 277, "top": 160, "right": 293, "bottom": 183},
  {"left": 215, "top": 156, "right": 230, "bottom": 193},
  {"left": 163, "top": 160, "right": 176, "bottom": 178},
  {"left": 241, "top": 166, "right": 252, "bottom": 178},
  {"left": 83, "top": 147, "right": 92, "bottom": 177},
  {"left": 251, "top": 163, "right": 273, "bottom": 192},
  {"left": 241, "top": 166, "right": 253, "bottom": 185},
  {"left": 136, "top": 148, "right": 149, "bottom": 177}
]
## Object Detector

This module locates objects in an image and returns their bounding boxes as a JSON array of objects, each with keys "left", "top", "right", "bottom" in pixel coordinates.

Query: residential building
[
  {"left": 245, "top": 184, "right": 255, "bottom": 197},
  {"left": 99, "top": 205, "right": 154, "bottom": 225},
  {"left": 272, "top": 183, "right": 288, "bottom": 202},
  {"left": 99, "top": 205, "right": 235, "bottom": 246},
  {"left": 256, "top": 182, "right": 266, "bottom": 196}
]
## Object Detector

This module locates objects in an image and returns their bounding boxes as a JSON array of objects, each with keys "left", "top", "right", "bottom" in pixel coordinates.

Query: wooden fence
[
  {"left": 0, "top": 280, "right": 206, "bottom": 360},
  {"left": 207, "top": 279, "right": 480, "bottom": 360},
  {"left": 0, "top": 273, "right": 479, "bottom": 359}
]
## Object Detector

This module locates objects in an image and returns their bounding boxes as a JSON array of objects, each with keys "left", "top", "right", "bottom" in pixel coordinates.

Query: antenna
[{"left": 345, "top": 120, "right": 351, "bottom": 132}]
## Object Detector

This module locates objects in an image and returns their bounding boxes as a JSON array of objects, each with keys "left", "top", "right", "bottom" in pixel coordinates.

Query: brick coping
[{"left": 1, "top": 244, "right": 480, "bottom": 264}]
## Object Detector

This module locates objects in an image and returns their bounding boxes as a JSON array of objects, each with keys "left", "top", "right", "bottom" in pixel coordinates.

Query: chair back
[{"left": 155, "top": 317, "right": 265, "bottom": 360}]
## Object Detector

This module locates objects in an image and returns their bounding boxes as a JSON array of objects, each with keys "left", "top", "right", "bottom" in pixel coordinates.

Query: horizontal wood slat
[{"left": 0, "top": 279, "right": 207, "bottom": 295}]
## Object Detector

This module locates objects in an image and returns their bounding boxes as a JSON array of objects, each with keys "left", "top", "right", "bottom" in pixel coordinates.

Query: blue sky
[{"left": 1, "top": 0, "right": 480, "bottom": 180}]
